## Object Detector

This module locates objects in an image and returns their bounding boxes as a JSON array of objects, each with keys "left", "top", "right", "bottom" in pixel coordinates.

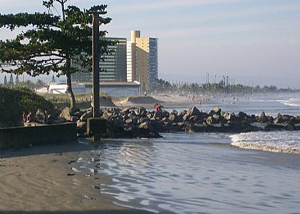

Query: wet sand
[{"left": 0, "top": 143, "right": 155, "bottom": 214}]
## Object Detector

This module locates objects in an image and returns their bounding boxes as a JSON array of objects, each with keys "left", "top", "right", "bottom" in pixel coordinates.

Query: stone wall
[{"left": 0, "top": 123, "right": 77, "bottom": 150}]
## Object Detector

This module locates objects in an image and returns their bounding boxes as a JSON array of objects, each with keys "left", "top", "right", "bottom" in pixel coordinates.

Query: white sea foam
[
  {"left": 230, "top": 131, "right": 300, "bottom": 154},
  {"left": 278, "top": 97, "right": 300, "bottom": 107}
]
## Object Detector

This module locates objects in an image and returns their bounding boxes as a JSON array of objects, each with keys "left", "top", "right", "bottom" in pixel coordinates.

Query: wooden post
[
  {"left": 88, "top": 8, "right": 107, "bottom": 142},
  {"left": 92, "top": 13, "right": 100, "bottom": 118}
]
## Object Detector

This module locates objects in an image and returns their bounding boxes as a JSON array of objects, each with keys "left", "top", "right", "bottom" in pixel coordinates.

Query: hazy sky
[{"left": 0, "top": 0, "right": 300, "bottom": 88}]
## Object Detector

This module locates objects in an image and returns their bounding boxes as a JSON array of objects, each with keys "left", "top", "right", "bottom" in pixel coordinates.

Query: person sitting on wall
[
  {"left": 22, "top": 112, "right": 27, "bottom": 123},
  {"left": 26, "top": 112, "right": 32, "bottom": 123}
]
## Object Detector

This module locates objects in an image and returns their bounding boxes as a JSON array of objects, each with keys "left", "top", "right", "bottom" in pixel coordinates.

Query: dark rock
[
  {"left": 209, "top": 107, "right": 221, "bottom": 116},
  {"left": 205, "top": 116, "right": 214, "bottom": 125},
  {"left": 161, "top": 117, "right": 169, "bottom": 122},
  {"left": 77, "top": 121, "right": 87, "bottom": 135},
  {"left": 179, "top": 110, "right": 187, "bottom": 117},
  {"left": 35, "top": 109, "right": 48, "bottom": 124},
  {"left": 135, "top": 107, "right": 147, "bottom": 117},
  {"left": 80, "top": 111, "right": 92, "bottom": 121},
  {"left": 187, "top": 107, "right": 201, "bottom": 117},
  {"left": 121, "top": 107, "right": 131, "bottom": 114},
  {"left": 258, "top": 112, "right": 273, "bottom": 123},
  {"left": 73, "top": 110, "right": 85, "bottom": 118},
  {"left": 223, "top": 112, "right": 234, "bottom": 121},
  {"left": 169, "top": 114, "right": 178, "bottom": 122},
  {"left": 53, "top": 117, "right": 66, "bottom": 124},
  {"left": 186, "top": 122, "right": 207, "bottom": 132},
  {"left": 125, "top": 118, "right": 133, "bottom": 124},
  {"left": 59, "top": 107, "right": 72, "bottom": 121},
  {"left": 138, "top": 121, "right": 151, "bottom": 130},
  {"left": 153, "top": 111, "right": 162, "bottom": 120},
  {"left": 183, "top": 113, "right": 190, "bottom": 121},
  {"left": 161, "top": 110, "right": 169, "bottom": 118},
  {"left": 264, "top": 123, "right": 293, "bottom": 131},
  {"left": 206, "top": 123, "right": 225, "bottom": 132},
  {"left": 170, "top": 110, "right": 178, "bottom": 115},
  {"left": 237, "top": 111, "right": 248, "bottom": 120}
]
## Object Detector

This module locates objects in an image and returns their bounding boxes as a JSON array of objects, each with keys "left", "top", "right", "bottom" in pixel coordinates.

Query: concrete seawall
[{"left": 0, "top": 123, "right": 77, "bottom": 150}]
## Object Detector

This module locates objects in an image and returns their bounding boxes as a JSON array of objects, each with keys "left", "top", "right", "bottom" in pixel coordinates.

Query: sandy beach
[
  {"left": 112, "top": 94, "right": 213, "bottom": 109},
  {"left": 0, "top": 143, "right": 156, "bottom": 214}
]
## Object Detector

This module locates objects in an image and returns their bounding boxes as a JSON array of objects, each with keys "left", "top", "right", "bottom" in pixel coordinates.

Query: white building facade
[{"left": 127, "top": 30, "right": 158, "bottom": 92}]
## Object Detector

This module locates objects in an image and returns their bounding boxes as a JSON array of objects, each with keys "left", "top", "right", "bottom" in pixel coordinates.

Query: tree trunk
[{"left": 66, "top": 58, "right": 76, "bottom": 110}]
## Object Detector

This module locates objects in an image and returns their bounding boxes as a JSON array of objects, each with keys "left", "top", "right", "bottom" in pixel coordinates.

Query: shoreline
[
  {"left": 0, "top": 143, "right": 156, "bottom": 214},
  {"left": 113, "top": 94, "right": 214, "bottom": 109}
]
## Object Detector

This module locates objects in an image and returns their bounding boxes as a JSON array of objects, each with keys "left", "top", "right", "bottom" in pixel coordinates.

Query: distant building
[
  {"left": 127, "top": 30, "right": 158, "bottom": 92},
  {"left": 85, "top": 81, "right": 140, "bottom": 98},
  {"left": 36, "top": 81, "right": 139, "bottom": 98},
  {"left": 46, "top": 82, "right": 86, "bottom": 94},
  {"left": 71, "top": 31, "right": 158, "bottom": 95},
  {"left": 71, "top": 37, "right": 127, "bottom": 83}
]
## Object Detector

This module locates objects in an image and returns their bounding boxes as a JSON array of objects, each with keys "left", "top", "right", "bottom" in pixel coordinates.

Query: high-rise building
[
  {"left": 72, "top": 37, "right": 127, "bottom": 82},
  {"left": 127, "top": 30, "right": 158, "bottom": 92}
]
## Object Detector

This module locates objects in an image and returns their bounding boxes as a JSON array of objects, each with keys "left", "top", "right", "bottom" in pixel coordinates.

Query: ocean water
[{"left": 77, "top": 93, "right": 300, "bottom": 214}]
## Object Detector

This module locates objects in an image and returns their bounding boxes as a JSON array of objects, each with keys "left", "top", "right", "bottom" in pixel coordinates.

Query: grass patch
[{"left": 0, "top": 87, "right": 54, "bottom": 126}]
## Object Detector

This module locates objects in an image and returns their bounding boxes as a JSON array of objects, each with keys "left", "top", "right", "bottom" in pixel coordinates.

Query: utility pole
[
  {"left": 92, "top": 12, "right": 100, "bottom": 117},
  {"left": 86, "top": 6, "right": 108, "bottom": 142},
  {"left": 88, "top": 8, "right": 107, "bottom": 118}
]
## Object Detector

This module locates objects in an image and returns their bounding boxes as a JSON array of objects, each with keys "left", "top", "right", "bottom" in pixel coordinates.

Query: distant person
[
  {"left": 144, "top": 91, "right": 147, "bottom": 96},
  {"left": 22, "top": 112, "right": 27, "bottom": 123},
  {"left": 26, "top": 112, "right": 32, "bottom": 123},
  {"left": 154, "top": 103, "right": 162, "bottom": 112}
]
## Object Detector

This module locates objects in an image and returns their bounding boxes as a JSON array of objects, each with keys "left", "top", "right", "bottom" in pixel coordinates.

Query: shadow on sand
[
  {"left": 0, "top": 140, "right": 97, "bottom": 159},
  {"left": 0, "top": 211, "right": 161, "bottom": 214}
]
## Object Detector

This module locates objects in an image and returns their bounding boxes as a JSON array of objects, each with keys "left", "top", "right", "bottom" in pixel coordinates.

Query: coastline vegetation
[
  {"left": 0, "top": 87, "right": 54, "bottom": 126},
  {"left": 0, "top": 0, "right": 112, "bottom": 110},
  {"left": 152, "top": 79, "right": 298, "bottom": 94}
]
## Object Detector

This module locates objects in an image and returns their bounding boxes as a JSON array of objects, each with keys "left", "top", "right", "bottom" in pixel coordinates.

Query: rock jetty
[{"left": 53, "top": 106, "right": 300, "bottom": 138}]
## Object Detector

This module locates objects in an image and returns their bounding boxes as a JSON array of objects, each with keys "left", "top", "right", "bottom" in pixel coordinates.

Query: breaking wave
[{"left": 230, "top": 131, "right": 300, "bottom": 154}]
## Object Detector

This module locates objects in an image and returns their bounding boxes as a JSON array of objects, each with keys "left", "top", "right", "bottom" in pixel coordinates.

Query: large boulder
[
  {"left": 169, "top": 113, "right": 178, "bottom": 122},
  {"left": 237, "top": 111, "right": 248, "bottom": 120},
  {"left": 187, "top": 107, "right": 201, "bottom": 117},
  {"left": 223, "top": 112, "right": 236, "bottom": 121},
  {"left": 134, "top": 107, "right": 147, "bottom": 117},
  {"left": 209, "top": 107, "right": 221, "bottom": 116},
  {"left": 59, "top": 107, "right": 72, "bottom": 121},
  {"left": 80, "top": 110, "right": 93, "bottom": 121},
  {"left": 35, "top": 109, "right": 48, "bottom": 124},
  {"left": 76, "top": 121, "right": 87, "bottom": 137},
  {"left": 258, "top": 112, "right": 267, "bottom": 123}
]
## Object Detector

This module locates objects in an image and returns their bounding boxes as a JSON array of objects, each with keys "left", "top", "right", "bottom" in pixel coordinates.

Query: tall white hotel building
[{"left": 127, "top": 30, "right": 158, "bottom": 92}]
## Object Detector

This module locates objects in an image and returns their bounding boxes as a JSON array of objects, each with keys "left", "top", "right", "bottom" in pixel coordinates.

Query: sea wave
[
  {"left": 230, "top": 131, "right": 300, "bottom": 154},
  {"left": 277, "top": 98, "right": 300, "bottom": 107}
]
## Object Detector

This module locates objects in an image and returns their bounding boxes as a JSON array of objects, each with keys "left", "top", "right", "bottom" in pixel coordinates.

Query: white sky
[{"left": 0, "top": 0, "right": 300, "bottom": 88}]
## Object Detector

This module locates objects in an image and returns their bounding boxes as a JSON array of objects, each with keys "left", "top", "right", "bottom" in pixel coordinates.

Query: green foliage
[
  {"left": 0, "top": 1, "right": 113, "bottom": 109},
  {"left": 0, "top": 12, "right": 60, "bottom": 30},
  {"left": 0, "top": 4, "right": 111, "bottom": 76},
  {"left": 0, "top": 87, "right": 54, "bottom": 126},
  {"left": 152, "top": 79, "right": 297, "bottom": 94}
]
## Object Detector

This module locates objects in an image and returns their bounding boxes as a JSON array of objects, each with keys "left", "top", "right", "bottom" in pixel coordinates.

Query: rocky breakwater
[{"left": 57, "top": 106, "right": 300, "bottom": 139}]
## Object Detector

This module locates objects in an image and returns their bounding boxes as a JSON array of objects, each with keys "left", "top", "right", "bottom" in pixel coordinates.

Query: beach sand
[
  {"left": 113, "top": 94, "right": 213, "bottom": 109},
  {"left": 0, "top": 143, "right": 155, "bottom": 214}
]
